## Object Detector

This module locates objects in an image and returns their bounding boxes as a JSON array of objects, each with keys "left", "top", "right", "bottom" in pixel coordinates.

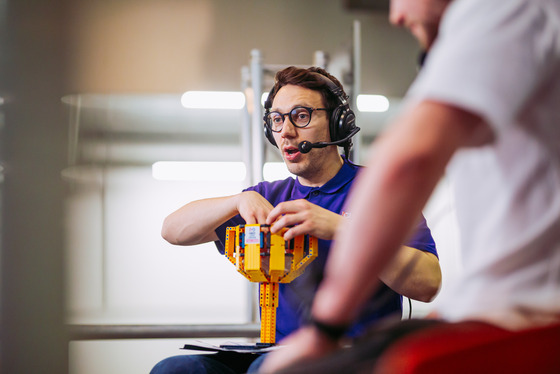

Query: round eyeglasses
[{"left": 265, "top": 106, "right": 328, "bottom": 132}]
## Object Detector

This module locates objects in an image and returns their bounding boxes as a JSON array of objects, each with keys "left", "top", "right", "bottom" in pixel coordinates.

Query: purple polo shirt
[{"left": 215, "top": 157, "right": 437, "bottom": 341}]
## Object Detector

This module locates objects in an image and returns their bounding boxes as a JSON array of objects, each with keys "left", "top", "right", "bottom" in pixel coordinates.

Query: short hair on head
[{"left": 266, "top": 66, "right": 348, "bottom": 111}]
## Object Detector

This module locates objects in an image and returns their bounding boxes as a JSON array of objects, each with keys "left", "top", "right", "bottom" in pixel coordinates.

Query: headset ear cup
[
  {"left": 342, "top": 107, "right": 356, "bottom": 136},
  {"left": 342, "top": 109, "right": 356, "bottom": 148},
  {"left": 263, "top": 86, "right": 278, "bottom": 147},
  {"left": 329, "top": 106, "right": 342, "bottom": 142},
  {"left": 330, "top": 104, "right": 356, "bottom": 144}
]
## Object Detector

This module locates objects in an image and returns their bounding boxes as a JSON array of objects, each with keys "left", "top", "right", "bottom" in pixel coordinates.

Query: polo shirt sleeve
[{"left": 406, "top": 214, "right": 438, "bottom": 258}]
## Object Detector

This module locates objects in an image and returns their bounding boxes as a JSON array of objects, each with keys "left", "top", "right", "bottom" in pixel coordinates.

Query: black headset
[{"left": 263, "top": 72, "right": 357, "bottom": 151}]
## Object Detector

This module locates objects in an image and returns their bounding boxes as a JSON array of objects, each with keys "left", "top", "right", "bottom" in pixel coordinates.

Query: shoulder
[{"left": 343, "top": 157, "right": 363, "bottom": 174}]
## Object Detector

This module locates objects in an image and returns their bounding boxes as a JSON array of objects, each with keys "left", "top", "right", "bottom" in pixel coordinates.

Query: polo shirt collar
[{"left": 293, "top": 157, "right": 357, "bottom": 198}]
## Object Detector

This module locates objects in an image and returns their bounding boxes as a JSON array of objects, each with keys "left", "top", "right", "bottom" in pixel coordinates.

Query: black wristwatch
[{"left": 309, "top": 317, "right": 348, "bottom": 341}]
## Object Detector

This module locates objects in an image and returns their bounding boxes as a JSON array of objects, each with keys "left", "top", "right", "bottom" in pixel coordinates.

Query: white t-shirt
[{"left": 407, "top": 0, "right": 560, "bottom": 330}]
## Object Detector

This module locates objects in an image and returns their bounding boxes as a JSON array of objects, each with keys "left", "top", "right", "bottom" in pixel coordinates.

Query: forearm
[
  {"left": 161, "top": 195, "right": 239, "bottom": 246},
  {"left": 379, "top": 247, "right": 441, "bottom": 302}
]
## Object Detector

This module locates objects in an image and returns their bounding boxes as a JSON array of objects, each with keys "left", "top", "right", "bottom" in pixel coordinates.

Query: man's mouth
[{"left": 283, "top": 146, "right": 301, "bottom": 161}]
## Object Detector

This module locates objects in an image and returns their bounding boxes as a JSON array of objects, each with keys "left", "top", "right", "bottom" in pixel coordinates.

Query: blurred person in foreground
[{"left": 261, "top": 0, "right": 560, "bottom": 372}]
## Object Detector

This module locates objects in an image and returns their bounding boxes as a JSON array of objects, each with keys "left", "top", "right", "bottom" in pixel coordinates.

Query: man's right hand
[
  {"left": 236, "top": 191, "right": 275, "bottom": 225},
  {"left": 162, "top": 191, "right": 273, "bottom": 246}
]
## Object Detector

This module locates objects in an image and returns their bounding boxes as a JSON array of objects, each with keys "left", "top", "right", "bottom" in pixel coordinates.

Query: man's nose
[{"left": 280, "top": 116, "right": 297, "bottom": 138}]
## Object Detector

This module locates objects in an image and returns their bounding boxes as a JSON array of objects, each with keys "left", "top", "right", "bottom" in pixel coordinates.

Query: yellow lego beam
[
  {"left": 259, "top": 282, "right": 278, "bottom": 344},
  {"left": 224, "top": 224, "right": 318, "bottom": 344}
]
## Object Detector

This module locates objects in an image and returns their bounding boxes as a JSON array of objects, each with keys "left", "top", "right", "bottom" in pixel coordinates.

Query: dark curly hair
[{"left": 266, "top": 66, "right": 348, "bottom": 113}]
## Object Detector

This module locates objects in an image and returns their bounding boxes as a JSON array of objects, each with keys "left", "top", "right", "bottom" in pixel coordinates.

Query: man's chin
[{"left": 284, "top": 162, "right": 304, "bottom": 177}]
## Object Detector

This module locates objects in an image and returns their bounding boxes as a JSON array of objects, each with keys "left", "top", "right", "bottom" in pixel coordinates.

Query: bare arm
[
  {"left": 161, "top": 191, "right": 274, "bottom": 246},
  {"left": 261, "top": 100, "right": 492, "bottom": 372},
  {"left": 379, "top": 247, "right": 441, "bottom": 302}
]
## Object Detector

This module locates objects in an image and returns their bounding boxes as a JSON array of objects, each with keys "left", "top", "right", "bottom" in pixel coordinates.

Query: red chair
[{"left": 374, "top": 321, "right": 560, "bottom": 374}]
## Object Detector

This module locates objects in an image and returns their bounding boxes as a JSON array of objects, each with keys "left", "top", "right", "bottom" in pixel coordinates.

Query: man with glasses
[{"left": 150, "top": 66, "right": 441, "bottom": 374}]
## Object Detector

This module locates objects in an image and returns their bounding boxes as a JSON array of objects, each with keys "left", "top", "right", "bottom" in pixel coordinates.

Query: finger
[
  {"left": 269, "top": 218, "right": 284, "bottom": 234},
  {"left": 269, "top": 212, "right": 298, "bottom": 234},
  {"left": 275, "top": 210, "right": 306, "bottom": 230},
  {"left": 256, "top": 209, "right": 270, "bottom": 225},
  {"left": 266, "top": 202, "right": 293, "bottom": 225},
  {"left": 268, "top": 199, "right": 311, "bottom": 225},
  {"left": 266, "top": 210, "right": 279, "bottom": 226},
  {"left": 244, "top": 215, "right": 256, "bottom": 225},
  {"left": 283, "top": 223, "right": 310, "bottom": 241}
]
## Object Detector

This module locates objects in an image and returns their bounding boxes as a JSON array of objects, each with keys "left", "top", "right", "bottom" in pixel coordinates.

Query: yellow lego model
[{"left": 224, "top": 224, "right": 318, "bottom": 345}]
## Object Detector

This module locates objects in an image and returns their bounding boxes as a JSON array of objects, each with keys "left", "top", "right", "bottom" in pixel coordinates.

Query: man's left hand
[{"left": 266, "top": 199, "right": 342, "bottom": 241}]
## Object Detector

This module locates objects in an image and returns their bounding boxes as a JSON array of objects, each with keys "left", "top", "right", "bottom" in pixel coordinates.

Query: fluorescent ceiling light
[
  {"left": 261, "top": 92, "right": 269, "bottom": 107},
  {"left": 152, "top": 161, "right": 246, "bottom": 181},
  {"left": 181, "top": 91, "right": 245, "bottom": 110},
  {"left": 356, "top": 95, "right": 390, "bottom": 112},
  {"left": 262, "top": 92, "right": 389, "bottom": 113}
]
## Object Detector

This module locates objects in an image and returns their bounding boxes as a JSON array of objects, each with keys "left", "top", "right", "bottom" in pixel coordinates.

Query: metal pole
[
  {"left": 313, "top": 51, "right": 328, "bottom": 69},
  {"left": 241, "top": 65, "right": 252, "bottom": 188},
  {"left": 249, "top": 50, "right": 265, "bottom": 323},
  {"left": 352, "top": 20, "right": 362, "bottom": 164},
  {"left": 250, "top": 49, "right": 264, "bottom": 184}
]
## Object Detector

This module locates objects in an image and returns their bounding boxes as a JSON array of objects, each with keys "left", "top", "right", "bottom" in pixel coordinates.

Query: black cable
[{"left": 408, "top": 297, "right": 412, "bottom": 319}]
